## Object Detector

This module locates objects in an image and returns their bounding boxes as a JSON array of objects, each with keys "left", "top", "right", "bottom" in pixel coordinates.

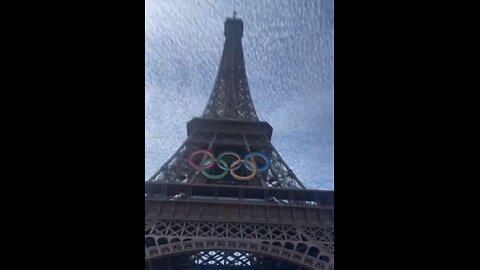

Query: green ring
[{"left": 202, "top": 159, "right": 229, "bottom": 179}]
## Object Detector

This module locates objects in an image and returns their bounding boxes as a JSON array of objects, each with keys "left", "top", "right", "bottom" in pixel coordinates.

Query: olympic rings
[{"left": 187, "top": 149, "right": 270, "bottom": 180}]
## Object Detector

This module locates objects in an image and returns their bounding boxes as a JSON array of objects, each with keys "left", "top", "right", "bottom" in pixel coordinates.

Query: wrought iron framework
[
  {"left": 147, "top": 136, "right": 305, "bottom": 189},
  {"left": 145, "top": 219, "right": 334, "bottom": 270},
  {"left": 202, "top": 16, "right": 258, "bottom": 121},
  {"left": 146, "top": 14, "right": 333, "bottom": 270}
]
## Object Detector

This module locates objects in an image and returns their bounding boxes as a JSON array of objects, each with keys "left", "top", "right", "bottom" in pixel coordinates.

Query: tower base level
[
  {"left": 145, "top": 184, "right": 334, "bottom": 270},
  {"left": 145, "top": 218, "right": 334, "bottom": 270},
  {"left": 146, "top": 251, "right": 323, "bottom": 270}
]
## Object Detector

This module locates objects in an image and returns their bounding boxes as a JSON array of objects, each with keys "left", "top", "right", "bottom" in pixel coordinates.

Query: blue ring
[{"left": 244, "top": 152, "right": 270, "bottom": 173}]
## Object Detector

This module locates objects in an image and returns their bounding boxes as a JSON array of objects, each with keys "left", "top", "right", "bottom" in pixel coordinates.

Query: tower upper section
[{"left": 202, "top": 16, "right": 259, "bottom": 121}]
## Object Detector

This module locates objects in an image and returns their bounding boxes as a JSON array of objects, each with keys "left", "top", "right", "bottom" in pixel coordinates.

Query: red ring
[{"left": 187, "top": 149, "right": 215, "bottom": 169}]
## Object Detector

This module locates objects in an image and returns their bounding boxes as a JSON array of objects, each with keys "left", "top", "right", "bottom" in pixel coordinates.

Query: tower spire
[
  {"left": 233, "top": 0, "right": 236, "bottom": 18},
  {"left": 202, "top": 16, "right": 259, "bottom": 121}
]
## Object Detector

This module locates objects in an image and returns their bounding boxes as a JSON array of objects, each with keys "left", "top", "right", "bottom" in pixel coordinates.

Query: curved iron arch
[{"left": 145, "top": 239, "right": 333, "bottom": 270}]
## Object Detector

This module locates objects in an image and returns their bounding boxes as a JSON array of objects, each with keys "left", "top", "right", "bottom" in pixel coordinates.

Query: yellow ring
[{"left": 230, "top": 159, "right": 257, "bottom": 181}]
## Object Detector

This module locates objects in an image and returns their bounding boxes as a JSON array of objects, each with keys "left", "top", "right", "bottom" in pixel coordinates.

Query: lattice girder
[
  {"left": 202, "top": 18, "right": 258, "bottom": 121},
  {"left": 145, "top": 219, "right": 334, "bottom": 270},
  {"left": 147, "top": 137, "right": 306, "bottom": 189}
]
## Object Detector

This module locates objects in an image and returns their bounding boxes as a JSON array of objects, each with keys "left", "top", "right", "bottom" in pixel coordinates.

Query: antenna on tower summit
[{"left": 233, "top": 0, "right": 237, "bottom": 18}]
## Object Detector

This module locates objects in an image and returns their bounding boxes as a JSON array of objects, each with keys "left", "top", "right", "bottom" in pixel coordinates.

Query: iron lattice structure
[
  {"left": 146, "top": 15, "right": 334, "bottom": 270},
  {"left": 202, "top": 16, "right": 258, "bottom": 121},
  {"left": 145, "top": 220, "right": 334, "bottom": 269}
]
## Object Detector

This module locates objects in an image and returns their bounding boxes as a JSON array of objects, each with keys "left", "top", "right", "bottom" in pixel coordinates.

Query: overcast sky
[{"left": 145, "top": 0, "right": 334, "bottom": 190}]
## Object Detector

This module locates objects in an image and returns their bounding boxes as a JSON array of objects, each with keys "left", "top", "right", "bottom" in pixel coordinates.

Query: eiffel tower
[{"left": 145, "top": 13, "right": 334, "bottom": 270}]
